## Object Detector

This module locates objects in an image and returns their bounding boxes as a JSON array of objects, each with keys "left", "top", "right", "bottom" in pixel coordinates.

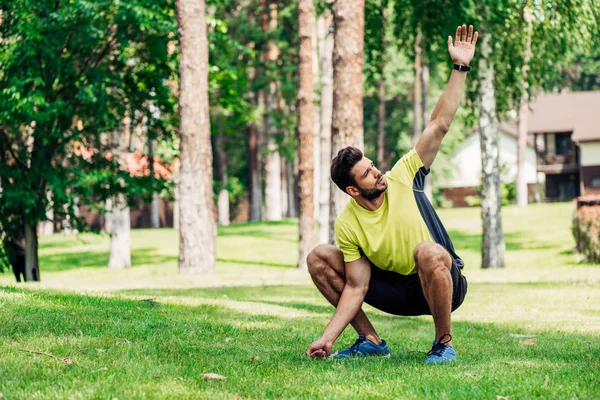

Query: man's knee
[
  {"left": 414, "top": 242, "right": 451, "bottom": 273},
  {"left": 307, "top": 244, "right": 332, "bottom": 276}
]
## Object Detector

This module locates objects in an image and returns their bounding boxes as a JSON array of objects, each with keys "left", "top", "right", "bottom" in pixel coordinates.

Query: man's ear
[{"left": 346, "top": 186, "right": 360, "bottom": 197}]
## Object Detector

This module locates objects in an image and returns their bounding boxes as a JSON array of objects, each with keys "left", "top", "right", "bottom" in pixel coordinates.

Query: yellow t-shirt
[{"left": 334, "top": 149, "right": 448, "bottom": 276}]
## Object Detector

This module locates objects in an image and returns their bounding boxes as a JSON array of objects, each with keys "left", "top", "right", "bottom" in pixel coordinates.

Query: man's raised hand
[{"left": 447, "top": 24, "right": 478, "bottom": 66}]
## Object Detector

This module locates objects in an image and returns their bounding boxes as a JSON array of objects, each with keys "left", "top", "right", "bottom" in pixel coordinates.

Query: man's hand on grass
[{"left": 306, "top": 336, "right": 333, "bottom": 359}]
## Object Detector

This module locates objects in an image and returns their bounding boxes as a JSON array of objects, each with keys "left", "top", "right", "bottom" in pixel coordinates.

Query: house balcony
[{"left": 536, "top": 152, "right": 579, "bottom": 174}]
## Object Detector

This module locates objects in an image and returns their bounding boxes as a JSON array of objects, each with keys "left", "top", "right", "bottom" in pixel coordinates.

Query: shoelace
[
  {"left": 427, "top": 333, "right": 452, "bottom": 357},
  {"left": 349, "top": 336, "right": 368, "bottom": 355}
]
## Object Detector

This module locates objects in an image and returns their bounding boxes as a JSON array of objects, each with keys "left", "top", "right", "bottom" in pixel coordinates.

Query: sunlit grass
[{"left": 1, "top": 202, "right": 599, "bottom": 399}]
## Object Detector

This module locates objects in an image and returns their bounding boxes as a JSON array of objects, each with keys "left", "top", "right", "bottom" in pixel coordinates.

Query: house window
[
  {"left": 555, "top": 133, "right": 572, "bottom": 154},
  {"left": 591, "top": 176, "right": 600, "bottom": 188}
]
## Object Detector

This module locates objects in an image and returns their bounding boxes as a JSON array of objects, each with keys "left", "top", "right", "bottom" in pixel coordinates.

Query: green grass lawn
[{"left": 1, "top": 202, "right": 599, "bottom": 399}]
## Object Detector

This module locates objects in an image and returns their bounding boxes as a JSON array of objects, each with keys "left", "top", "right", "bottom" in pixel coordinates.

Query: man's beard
[{"left": 358, "top": 185, "right": 387, "bottom": 201}]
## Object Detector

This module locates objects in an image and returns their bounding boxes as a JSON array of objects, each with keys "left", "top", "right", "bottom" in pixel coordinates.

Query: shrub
[{"left": 572, "top": 205, "right": 600, "bottom": 263}]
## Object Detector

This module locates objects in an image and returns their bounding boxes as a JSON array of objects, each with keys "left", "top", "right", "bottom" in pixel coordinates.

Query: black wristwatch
[{"left": 453, "top": 63, "right": 471, "bottom": 72}]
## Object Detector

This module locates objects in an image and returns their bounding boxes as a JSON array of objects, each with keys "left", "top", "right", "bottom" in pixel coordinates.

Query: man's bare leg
[
  {"left": 306, "top": 244, "right": 381, "bottom": 343},
  {"left": 413, "top": 242, "right": 454, "bottom": 347}
]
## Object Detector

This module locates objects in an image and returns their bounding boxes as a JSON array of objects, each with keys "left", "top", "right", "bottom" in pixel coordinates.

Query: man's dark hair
[{"left": 330, "top": 146, "right": 363, "bottom": 194}]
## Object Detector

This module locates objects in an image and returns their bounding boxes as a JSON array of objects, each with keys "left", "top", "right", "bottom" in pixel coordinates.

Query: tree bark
[
  {"left": 107, "top": 194, "right": 132, "bottom": 269},
  {"left": 147, "top": 136, "right": 160, "bottom": 228},
  {"left": 312, "top": 17, "right": 321, "bottom": 221},
  {"left": 376, "top": 8, "right": 387, "bottom": 172},
  {"left": 108, "top": 124, "right": 132, "bottom": 270},
  {"left": 297, "top": 0, "right": 315, "bottom": 270},
  {"left": 286, "top": 159, "right": 297, "bottom": 218},
  {"left": 38, "top": 190, "right": 54, "bottom": 236},
  {"left": 517, "top": 4, "right": 533, "bottom": 208},
  {"left": 420, "top": 37, "right": 432, "bottom": 200},
  {"left": 478, "top": 33, "right": 505, "bottom": 269},
  {"left": 214, "top": 128, "right": 230, "bottom": 226},
  {"left": 412, "top": 30, "right": 422, "bottom": 147},
  {"left": 262, "top": 1, "right": 282, "bottom": 222},
  {"left": 24, "top": 222, "right": 40, "bottom": 281},
  {"left": 176, "top": 0, "right": 216, "bottom": 273},
  {"left": 318, "top": 11, "right": 333, "bottom": 244},
  {"left": 248, "top": 121, "right": 262, "bottom": 222},
  {"left": 281, "top": 156, "right": 289, "bottom": 217},
  {"left": 329, "top": 0, "right": 365, "bottom": 244}
]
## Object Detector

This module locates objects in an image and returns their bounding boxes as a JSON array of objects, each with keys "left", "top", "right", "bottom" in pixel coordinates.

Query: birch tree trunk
[
  {"left": 263, "top": 2, "right": 282, "bottom": 221},
  {"left": 148, "top": 136, "right": 160, "bottom": 228},
  {"left": 412, "top": 30, "right": 422, "bottom": 147},
  {"left": 478, "top": 33, "right": 505, "bottom": 269},
  {"left": 281, "top": 156, "right": 289, "bottom": 217},
  {"left": 517, "top": 4, "right": 533, "bottom": 208},
  {"left": 420, "top": 38, "right": 432, "bottom": 200},
  {"left": 286, "top": 160, "right": 297, "bottom": 218},
  {"left": 376, "top": 8, "right": 387, "bottom": 172},
  {"left": 214, "top": 129, "right": 230, "bottom": 226},
  {"left": 318, "top": 11, "right": 333, "bottom": 244},
  {"left": 108, "top": 193, "right": 132, "bottom": 269},
  {"left": 24, "top": 222, "right": 39, "bottom": 281},
  {"left": 176, "top": 0, "right": 216, "bottom": 273},
  {"left": 108, "top": 126, "right": 132, "bottom": 270},
  {"left": 329, "top": 0, "right": 365, "bottom": 244},
  {"left": 248, "top": 121, "right": 262, "bottom": 222},
  {"left": 312, "top": 18, "right": 321, "bottom": 220},
  {"left": 297, "top": 0, "right": 315, "bottom": 269},
  {"left": 38, "top": 190, "right": 54, "bottom": 235}
]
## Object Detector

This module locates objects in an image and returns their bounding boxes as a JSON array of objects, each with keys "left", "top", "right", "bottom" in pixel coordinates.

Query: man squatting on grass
[{"left": 306, "top": 25, "right": 478, "bottom": 364}]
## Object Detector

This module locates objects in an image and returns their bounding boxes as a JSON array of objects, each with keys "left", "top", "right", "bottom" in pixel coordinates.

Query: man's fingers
[
  {"left": 467, "top": 25, "right": 473, "bottom": 43},
  {"left": 447, "top": 35, "right": 453, "bottom": 49},
  {"left": 462, "top": 24, "right": 467, "bottom": 42},
  {"left": 455, "top": 26, "right": 461, "bottom": 43},
  {"left": 472, "top": 31, "right": 479, "bottom": 46}
]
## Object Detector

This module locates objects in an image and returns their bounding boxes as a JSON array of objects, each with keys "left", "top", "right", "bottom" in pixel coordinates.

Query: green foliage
[{"left": 0, "top": 0, "right": 177, "bottom": 237}]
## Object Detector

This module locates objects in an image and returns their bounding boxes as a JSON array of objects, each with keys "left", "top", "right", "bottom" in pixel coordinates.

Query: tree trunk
[
  {"left": 318, "top": 11, "right": 334, "bottom": 244},
  {"left": 176, "top": 0, "right": 216, "bottom": 273},
  {"left": 263, "top": 3, "right": 282, "bottom": 222},
  {"left": 412, "top": 30, "right": 422, "bottom": 147},
  {"left": 297, "top": 0, "right": 315, "bottom": 270},
  {"left": 376, "top": 8, "right": 387, "bottom": 172},
  {"left": 38, "top": 191, "right": 54, "bottom": 236},
  {"left": 286, "top": 160, "right": 297, "bottom": 218},
  {"left": 24, "top": 222, "right": 40, "bottom": 281},
  {"left": 312, "top": 17, "right": 321, "bottom": 221},
  {"left": 329, "top": 0, "right": 365, "bottom": 244},
  {"left": 107, "top": 194, "right": 132, "bottom": 269},
  {"left": 214, "top": 128, "right": 230, "bottom": 226},
  {"left": 517, "top": 4, "right": 533, "bottom": 208},
  {"left": 248, "top": 121, "right": 262, "bottom": 222},
  {"left": 420, "top": 38, "right": 433, "bottom": 200},
  {"left": 478, "top": 33, "right": 505, "bottom": 269},
  {"left": 281, "top": 156, "right": 289, "bottom": 217},
  {"left": 173, "top": 177, "right": 180, "bottom": 230},
  {"left": 148, "top": 137, "right": 160, "bottom": 228},
  {"left": 108, "top": 124, "right": 132, "bottom": 270}
]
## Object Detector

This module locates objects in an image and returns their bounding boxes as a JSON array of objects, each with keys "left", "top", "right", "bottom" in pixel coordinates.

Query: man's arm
[
  {"left": 306, "top": 256, "right": 371, "bottom": 357},
  {"left": 415, "top": 24, "right": 478, "bottom": 169}
]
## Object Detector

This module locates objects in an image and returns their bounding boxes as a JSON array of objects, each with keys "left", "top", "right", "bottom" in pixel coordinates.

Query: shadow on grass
[{"left": 39, "top": 248, "right": 175, "bottom": 272}]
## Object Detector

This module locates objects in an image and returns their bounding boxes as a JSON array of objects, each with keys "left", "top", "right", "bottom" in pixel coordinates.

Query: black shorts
[{"left": 363, "top": 258, "right": 467, "bottom": 316}]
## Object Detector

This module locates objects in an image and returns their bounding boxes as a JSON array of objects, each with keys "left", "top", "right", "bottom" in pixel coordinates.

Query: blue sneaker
[
  {"left": 330, "top": 334, "right": 390, "bottom": 359},
  {"left": 425, "top": 334, "right": 457, "bottom": 364}
]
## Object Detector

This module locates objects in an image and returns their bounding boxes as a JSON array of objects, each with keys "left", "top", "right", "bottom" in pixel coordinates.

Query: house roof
[
  {"left": 528, "top": 91, "right": 600, "bottom": 142},
  {"left": 465, "top": 122, "right": 535, "bottom": 147}
]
